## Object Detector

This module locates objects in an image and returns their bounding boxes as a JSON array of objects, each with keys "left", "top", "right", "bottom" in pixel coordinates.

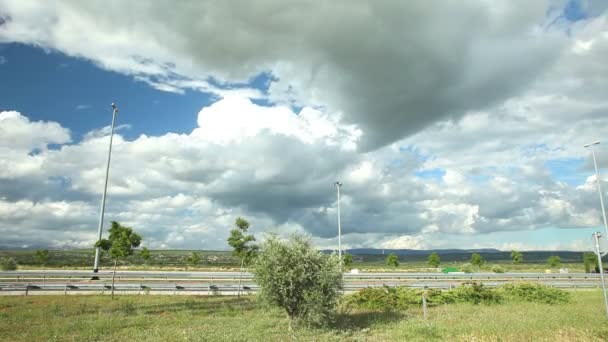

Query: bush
[
  {"left": 461, "top": 263, "right": 475, "bottom": 273},
  {"left": 491, "top": 265, "right": 506, "bottom": 273},
  {"left": 0, "top": 257, "right": 17, "bottom": 271},
  {"left": 253, "top": 234, "right": 343, "bottom": 330},
  {"left": 345, "top": 286, "right": 423, "bottom": 310},
  {"left": 501, "top": 283, "right": 570, "bottom": 304},
  {"left": 437, "top": 282, "right": 502, "bottom": 305}
]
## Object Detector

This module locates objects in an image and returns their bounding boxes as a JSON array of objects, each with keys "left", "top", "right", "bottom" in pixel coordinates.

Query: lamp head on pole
[
  {"left": 584, "top": 141, "right": 600, "bottom": 148},
  {"left": 335, "top": 181, "right": 342, "bottom": 188},
  {"left": 111, "top": 102, "right": 119, "bottom": 112}
]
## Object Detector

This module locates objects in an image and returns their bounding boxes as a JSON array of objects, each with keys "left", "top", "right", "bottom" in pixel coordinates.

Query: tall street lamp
[
  {"left": 335, "top": 181, "right": 343, "bottom": 262},
  {"left": 92, "top": 103, "right": 119, "bottom": 278},
  {"left": 585, "top": 141, "right": 608, "bottom": 238}
]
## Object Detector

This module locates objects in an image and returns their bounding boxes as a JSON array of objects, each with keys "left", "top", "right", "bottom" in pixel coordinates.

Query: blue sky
[{"left": 0, "top": 1, "right": 607, "bottom": 251}]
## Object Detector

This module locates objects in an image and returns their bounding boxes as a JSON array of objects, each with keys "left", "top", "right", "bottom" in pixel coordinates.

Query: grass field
[{"left": 1, "top": 291, "right": 607, "bottom": 341}]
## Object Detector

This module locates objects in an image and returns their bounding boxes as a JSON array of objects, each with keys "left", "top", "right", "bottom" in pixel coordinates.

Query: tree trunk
[
  {"left": 111, "top": 259, "right": 117, "bottom": 299},
  {"left": 237, "top": 258, "right": 244, "bottom": 298}
]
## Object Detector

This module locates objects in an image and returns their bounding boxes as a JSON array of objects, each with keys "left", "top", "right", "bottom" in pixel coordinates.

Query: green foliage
[
  {"left": 491, "top": 264, "right": 506, "bottom": 273},
  {"left": 95, "top": 221, "right": 142, "bottom": 260},
  {"left": 461, "top": 263, "right": 475, "bottom": 273},
  {"left": 227, "top": 217, "right": 258, "bottom": 266},
  {"left": 253, "top": 234, "right": 343, "bottom": 329},
  {"left": 437, "top": 282, "right": 503, "bottom": 305},
  {"left": 188, "top": 252, "right": 201, "bottom": 266},
  {"left": 342, "top": 252, "right": 353, "bottom": 270},
  {"left": 583, "top": 252, "right": 599, "bottom": 273},
  {"left": 347, "top": 282, "right": 502, "bottom": 308},
  {"left": 385, "top": 253, "right": 399, "bottom": 268},
  {"left": 470, "top": 253, "right": 485, "bottom": 267},
  {"left": 0, "top": 257, "right": 17, "bottom": 271},
  {"left": 501, "top": 283, "right": 571, "bottom": 304},
  {"left": 140, "top": 247, "right": 151, "bottom": 264},
  {"left": 345, "top": 286, "right": 424, "bottom": 310},
  {"left": 510, "top": 250, "right": 523, "bottom": 264},
  {"left": 35, "top": 249, "right": 49, "bottom": 266},
  {"left": 547, "top": 255, "right": 561, "bottom": 267},
  {"left": 427, "top": 252, "right": 440, "bottom": 268}
]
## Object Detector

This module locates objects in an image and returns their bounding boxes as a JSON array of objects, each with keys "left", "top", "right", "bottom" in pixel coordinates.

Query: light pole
[
  {"left": 335, "top": 181, "right": 342, "bottom": 263},
  {"left": 592, "top": 232, "right": 608, "bottom": 319},
  {"left": 585, "top": 141, "right": 608, "bottom": 239},
  {"left": 92, "top": 103, "right": 119, "bottom": 278}
]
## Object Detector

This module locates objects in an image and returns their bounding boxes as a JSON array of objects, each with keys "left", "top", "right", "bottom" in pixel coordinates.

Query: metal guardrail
[
  {"left": 0, "top": 271, "right": 601, "bottom": 281},
  {"left": 0, "top": 280, "right": 601, "bottom": 296}
]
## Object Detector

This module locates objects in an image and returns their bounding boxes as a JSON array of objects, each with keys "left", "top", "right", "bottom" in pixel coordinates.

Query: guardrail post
[
  {"left": 25, "top": 284, "right": 29, "bottom": 296},
  {"left": 64, "top": 284, "right": 68, "bottom": 296}
]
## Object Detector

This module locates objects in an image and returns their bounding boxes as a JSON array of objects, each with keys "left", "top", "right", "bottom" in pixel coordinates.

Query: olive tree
[
  {"left": 471, "top": 253, "right": 485, "bottom": 267},
  {"left": 140, "top": 247, "right": 151, "bottom": 266},
  {"left": 547, "top": 255, "right": 561, "bottom": 267},
  {"left": 227, "top": 217, "right": 258, "bottom": 297},
  {"left": 428, "top": 252, "right": 440, "bottom": 268},
  {"left": 253, "top": 234, "right": 343, "bottom": 331},
  {"left": 385, "top": 253, "right": 399, "bottom": 268},
  {"left": 342, "top": 252, "right": 354, "bottom": 270},
  {"left": 35, "top": 249, "right": 50, "bottom": 269},
  {"left": 95, "top": 221, "right": 142, "bottom": 298},
  {"left": 510, "top": 250, "right": 523, "bottom": 264}
]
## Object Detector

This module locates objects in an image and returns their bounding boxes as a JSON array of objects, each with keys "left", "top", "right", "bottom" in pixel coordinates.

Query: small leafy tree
[
  {"left": 140, "top": 247, "right": 151, "bottom": 266},
  {"left": 95, "top": 221, "right": 142, "bottom": 298},
  {"left": 471, "top": 253, "right": 485, "bottom": 267},
  {"left": 510, "top": 250, "right": 523, "bottom": 264},
  {"left": 428, "top": 252, "right": 440, "bottom": 268},
  {"left": 0, "top": 257, "right": 17, "bottom": 271},
  {"left": 583, "top": 252, "right": 599, "bottom": 273},
  {"left": 253, "top": 234, "right": 343, "bottom": 331},
  {"left": 188, "top": 252, "right": 201, "bottom": 267},
  {"left": 227, "top": 217, "right": 258, "bottom": 297},
  {"left": 547, "top": 255, "right": 561, "bottom": 267},
  {"left": 35, "top": 249, "right": 50, "bottom": 269},
  {"left": 342, "top": 252, "right": 353, "bottom": 270},
  {"left": 385, "top": 253, "right": 399, "bottom": 268}
]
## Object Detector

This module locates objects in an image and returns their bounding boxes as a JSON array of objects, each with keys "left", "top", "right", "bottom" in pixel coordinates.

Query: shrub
[
  {"left": 0, "top": 257, "right": 17, "bottom": 271},
  {"left": 461, "top": 263, "right": 475, "bottom": 273},
  {"left": 491, "top": 265, "right": 506, "bottom": 273},
  {"left": 500, "top": 283, "right": 570, "bottom": 304},
  {"left": 437, "top": 282, "right": 502, "bottom": 305},
  {"left": 253, "top": 234, "right": 343, "bottom": 330},
  {"left": 345, "top": 286, "right": 423, "bottom": 310}
]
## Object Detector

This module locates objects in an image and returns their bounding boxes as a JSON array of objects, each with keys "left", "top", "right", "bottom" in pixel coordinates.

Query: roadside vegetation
[{"left": 0, "top": 290, "right": 606, "bottom": 341}]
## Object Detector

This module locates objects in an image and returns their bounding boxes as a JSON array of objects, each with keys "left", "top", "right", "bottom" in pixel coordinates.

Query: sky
[{"left": 1, "top": 0, "right": 608, "bottom": 251}]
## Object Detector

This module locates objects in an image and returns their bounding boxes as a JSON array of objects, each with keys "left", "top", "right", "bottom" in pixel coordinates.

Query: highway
[{"left": 0, "top": 270, "right": 603, "bottom": 295}]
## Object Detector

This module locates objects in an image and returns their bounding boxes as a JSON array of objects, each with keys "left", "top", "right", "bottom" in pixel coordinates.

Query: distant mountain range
[{"left": 323, "top": 248, "right": 502, "bottom": 255}]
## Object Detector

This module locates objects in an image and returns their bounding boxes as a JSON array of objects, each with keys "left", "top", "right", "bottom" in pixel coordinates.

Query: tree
[
  {"left": 471, "top": 253, "right": 485, "bottom": 267},
  {"left": 95, "top": 221, "right": 142, "bottom": 298},
  {"left": 547, "top": 255, "right": 561, "bottom": 267},
  {"left": 188, "top": 252, "right": 201, "bottom": 267},
  {"left": 510, "top": 250, "right": 523, "bottom": 264},
  {"left": 140, "top": 247, "right": 151, "bottom": 266},
  {"left": 428, "top": 252, "right": 440, "bottom": 268},
  {"left": 0, "top": 257, "right": 17, "bottom": 271},
  {"left": 583, "top": 252, "right": 599, "bottom": 273},
  {"left": 253, "top": 234, "right": 342, "bottom": 331},
  {"left": 35, "top": 249, "right": 50, "bottom": 268},
  {"left": 385, "top": 253, "right": 399, "bottom": 268},
  {"left": 342, "top": 253, "right": 353, "bottom": 270},
  {"left": 227, "top": 217, "right": 258, "bottom": 297}
]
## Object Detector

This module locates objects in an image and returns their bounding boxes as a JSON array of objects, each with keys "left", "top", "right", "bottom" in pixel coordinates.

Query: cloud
[
  {"left": 1, "top": 2, "right": 608, "bottom": 250},
  {"left": 0, "top": 0, "right": 576, "bottom": 150},
  {"left": 0, "top": 55, "right": 6, "bottom": 65}
]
